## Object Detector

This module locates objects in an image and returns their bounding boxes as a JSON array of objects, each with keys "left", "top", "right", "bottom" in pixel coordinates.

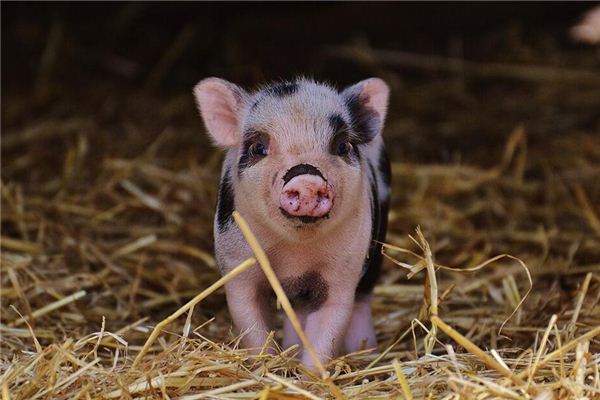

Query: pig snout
[{"left": 279, "top": 174, "right": 333, "bottom": 218}]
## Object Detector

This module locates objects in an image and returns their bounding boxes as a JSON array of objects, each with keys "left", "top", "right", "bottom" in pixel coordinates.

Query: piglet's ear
[
  {"left": 342, "top": 78, "right": 390, "bottom": 141},
  {"left": 194, "top": 78, "right": 249, "bottom": 148}
]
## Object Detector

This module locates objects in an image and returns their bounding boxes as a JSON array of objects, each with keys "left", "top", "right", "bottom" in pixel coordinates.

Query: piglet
[{"left": 193, "top": 77, "right": 391, "bottom": 369}]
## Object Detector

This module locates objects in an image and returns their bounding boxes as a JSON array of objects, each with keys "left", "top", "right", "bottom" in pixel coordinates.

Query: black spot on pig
[
  {"left": 329, "top": 114, "right": 362, "bottom": 164},
  {"left": 282, "top": 163, "right": 326, "bottom": 184},
  {"left": 280, "top": 271, "right": 329, "bottom": 311},
  {"left": 356, "top": 163, "right": 388, "bottom": 298},
  {"left": 216, "top": 167, "right": 235, "bottom": 233},
  {"left": 378, "top": 147, "right": 391, "bottom": 186},
  {"left": 238, "top": 141, "right": 251, "bottom": 175},
  {"left": 267, "top": 82, "right": 298, "bottom": 97},
  {"left": 344, "top": 93, "right": 381, "bottom": 144},
  {"left": 238, "top": 131, "right": 269, "bottom": 176},
  {"left": 328, "top": 114, "right": 347, "bottom": 134}
]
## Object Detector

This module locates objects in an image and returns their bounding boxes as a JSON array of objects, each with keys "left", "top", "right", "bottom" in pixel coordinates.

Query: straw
[
  {"left": 133, "top": 257, "right": 256, "bottom": 367},
  {"left": 2, "top": 20, "right": 599, "bottom": 397},
  {"left": 430, "top": 316, "right": 527, "bottom": 387}
]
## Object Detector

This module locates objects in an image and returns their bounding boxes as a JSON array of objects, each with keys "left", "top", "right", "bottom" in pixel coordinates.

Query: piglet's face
[{"left": 194, "top": 78, "right": 389, "bottom": 236}]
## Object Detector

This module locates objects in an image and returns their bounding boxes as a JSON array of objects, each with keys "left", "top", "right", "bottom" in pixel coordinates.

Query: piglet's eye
[
  {"left": 250, "top": 142, "right": 268, "bottom": 156},
  {"left": 336, "top": 141, "right": 353, "bottom": 157}
]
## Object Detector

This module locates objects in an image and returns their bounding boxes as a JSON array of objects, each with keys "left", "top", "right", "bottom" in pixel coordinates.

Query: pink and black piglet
[{"left": 193, "top": 77, "right": 391, "bottom": 369}]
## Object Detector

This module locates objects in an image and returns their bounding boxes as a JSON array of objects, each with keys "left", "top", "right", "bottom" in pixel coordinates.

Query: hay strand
[
  {"left": 430, "top": 316, "right": 527, "bottom": 387},
  {"left": 10, "top": 290, "right": 87, "bottom": 327},
  {"left": 2, "top": 11, "right": 599, "bottom": 396},
  {"left": 392, "top": 359, "right": 413, "bottom": 400},
  {"left": 132, "top": 257, "right": 256, "bottom": 367}
]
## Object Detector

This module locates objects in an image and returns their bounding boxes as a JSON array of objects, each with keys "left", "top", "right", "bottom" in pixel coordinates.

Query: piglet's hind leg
[{"left": 344, "top": 297, "right": 377, "bottom": 353}]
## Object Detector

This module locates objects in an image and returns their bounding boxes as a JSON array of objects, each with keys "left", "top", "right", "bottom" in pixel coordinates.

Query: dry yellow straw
[
  {"left": 392, "top": 359, "right": 413, "bottom": 400},
  {"left": 430, "top": 316, "right": 527, "bottom": 387},
  {"left": 132, "top": 257, "right": 256, "bottom": 367},
  {"left": 526, "top": 314, "right": 558, "bottom": 389},
  {"left": 366, "top": 325, "right": 412, "bottom": 369},
  {"left": 30, "top": 358, "right": 100, "bottom": 400},
  {"left": 515, "top": 325, "right": 600, "bottom": 380},
  {"left": 2, "top": 382, "right": 10, "bottom": 400},
  {"left": 0, "top": 236, "right": 42, "bottom": 254},
  {"left": 180, "top": 380, "right": 259, "bottom": 399},
  {"left": 265, "top": 373, "right": 322, "bottom": 400},
  {"left": 232, "top": 212, "right": 346, "bottom": 399},
  {"left": 257, "top": 386, "right": 270, "bottom": 400},
  {"left": 11, "top": 290, "right": 86, "bottom": 327},
  {"left": 415, "top": 227, "right": 438, "bottom": 354},
  {"left": 570, "top": 272, "right": 592, "bottom": 326}
]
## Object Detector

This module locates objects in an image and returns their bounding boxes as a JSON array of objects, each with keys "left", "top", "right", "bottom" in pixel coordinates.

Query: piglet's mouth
[{"left": 279, "top": 207, "right": 330, "bottom": 224}]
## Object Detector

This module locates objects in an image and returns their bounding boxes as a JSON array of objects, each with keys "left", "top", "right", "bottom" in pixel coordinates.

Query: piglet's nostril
[{"left": 286, "top": 190, "right": 299, "bottom": 200}]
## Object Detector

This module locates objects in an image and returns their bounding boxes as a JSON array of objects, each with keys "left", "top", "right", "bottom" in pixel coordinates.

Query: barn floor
[{"left": 2, "top": 4, "right": 599, "bottom": 399}]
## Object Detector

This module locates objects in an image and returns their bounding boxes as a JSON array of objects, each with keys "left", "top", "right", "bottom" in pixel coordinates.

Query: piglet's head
[{"left": 194, "top": 77, "right": 389, "bottom": 237}]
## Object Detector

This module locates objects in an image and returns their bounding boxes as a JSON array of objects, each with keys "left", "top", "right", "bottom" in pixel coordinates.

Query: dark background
[
  {"left": 2, "top": 2, "right": 595, "bottom": 88},
  {"left": 3, "top": 3, "right": 599, "bottom": 172}
]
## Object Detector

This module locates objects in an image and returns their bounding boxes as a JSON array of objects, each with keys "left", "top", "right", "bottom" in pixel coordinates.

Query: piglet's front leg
[
  {"left": 301, "top": 290, "right": 355, "bottom": 369},
  {"left": 224, "top": 276, "right": 273, "bottom": 353},
  {"left": 283, "top": 312, "right": 307, "bottom": 350}
]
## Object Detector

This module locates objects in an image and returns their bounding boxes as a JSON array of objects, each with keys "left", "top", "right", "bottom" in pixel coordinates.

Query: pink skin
[
  {"left": 344, "top": 297, "right": 377, "bottom": 353},
  {"left": 301, "top": 292, "right": 355, "bottom": 369},
  {"left": 282, "top": 312, "right": 307, "bottom": 349},
  {"left": 279, "top": 175, "right": 334, "bottom": 218},
  {"left": 283, "top": 298, "right": 376, "bottom": 355}
]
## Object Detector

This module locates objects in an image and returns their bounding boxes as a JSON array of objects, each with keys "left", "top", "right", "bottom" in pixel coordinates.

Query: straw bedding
[{"left": 2, "top": 14, "right": 600, "bottom": 399}]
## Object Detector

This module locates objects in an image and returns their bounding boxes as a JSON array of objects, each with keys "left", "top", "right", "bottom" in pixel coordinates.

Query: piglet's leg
[
  {"left": 301, "top": 295, "right": 354, "bottom": 369},
  {"left": 344, "top": 296, "right": 377, "bottom": 353},
  {"left": 282, "top": 311, "right": 307, "bottom": 350},
  {"left": 225, "top": 279, "right": 273, "bottom": 353}
]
